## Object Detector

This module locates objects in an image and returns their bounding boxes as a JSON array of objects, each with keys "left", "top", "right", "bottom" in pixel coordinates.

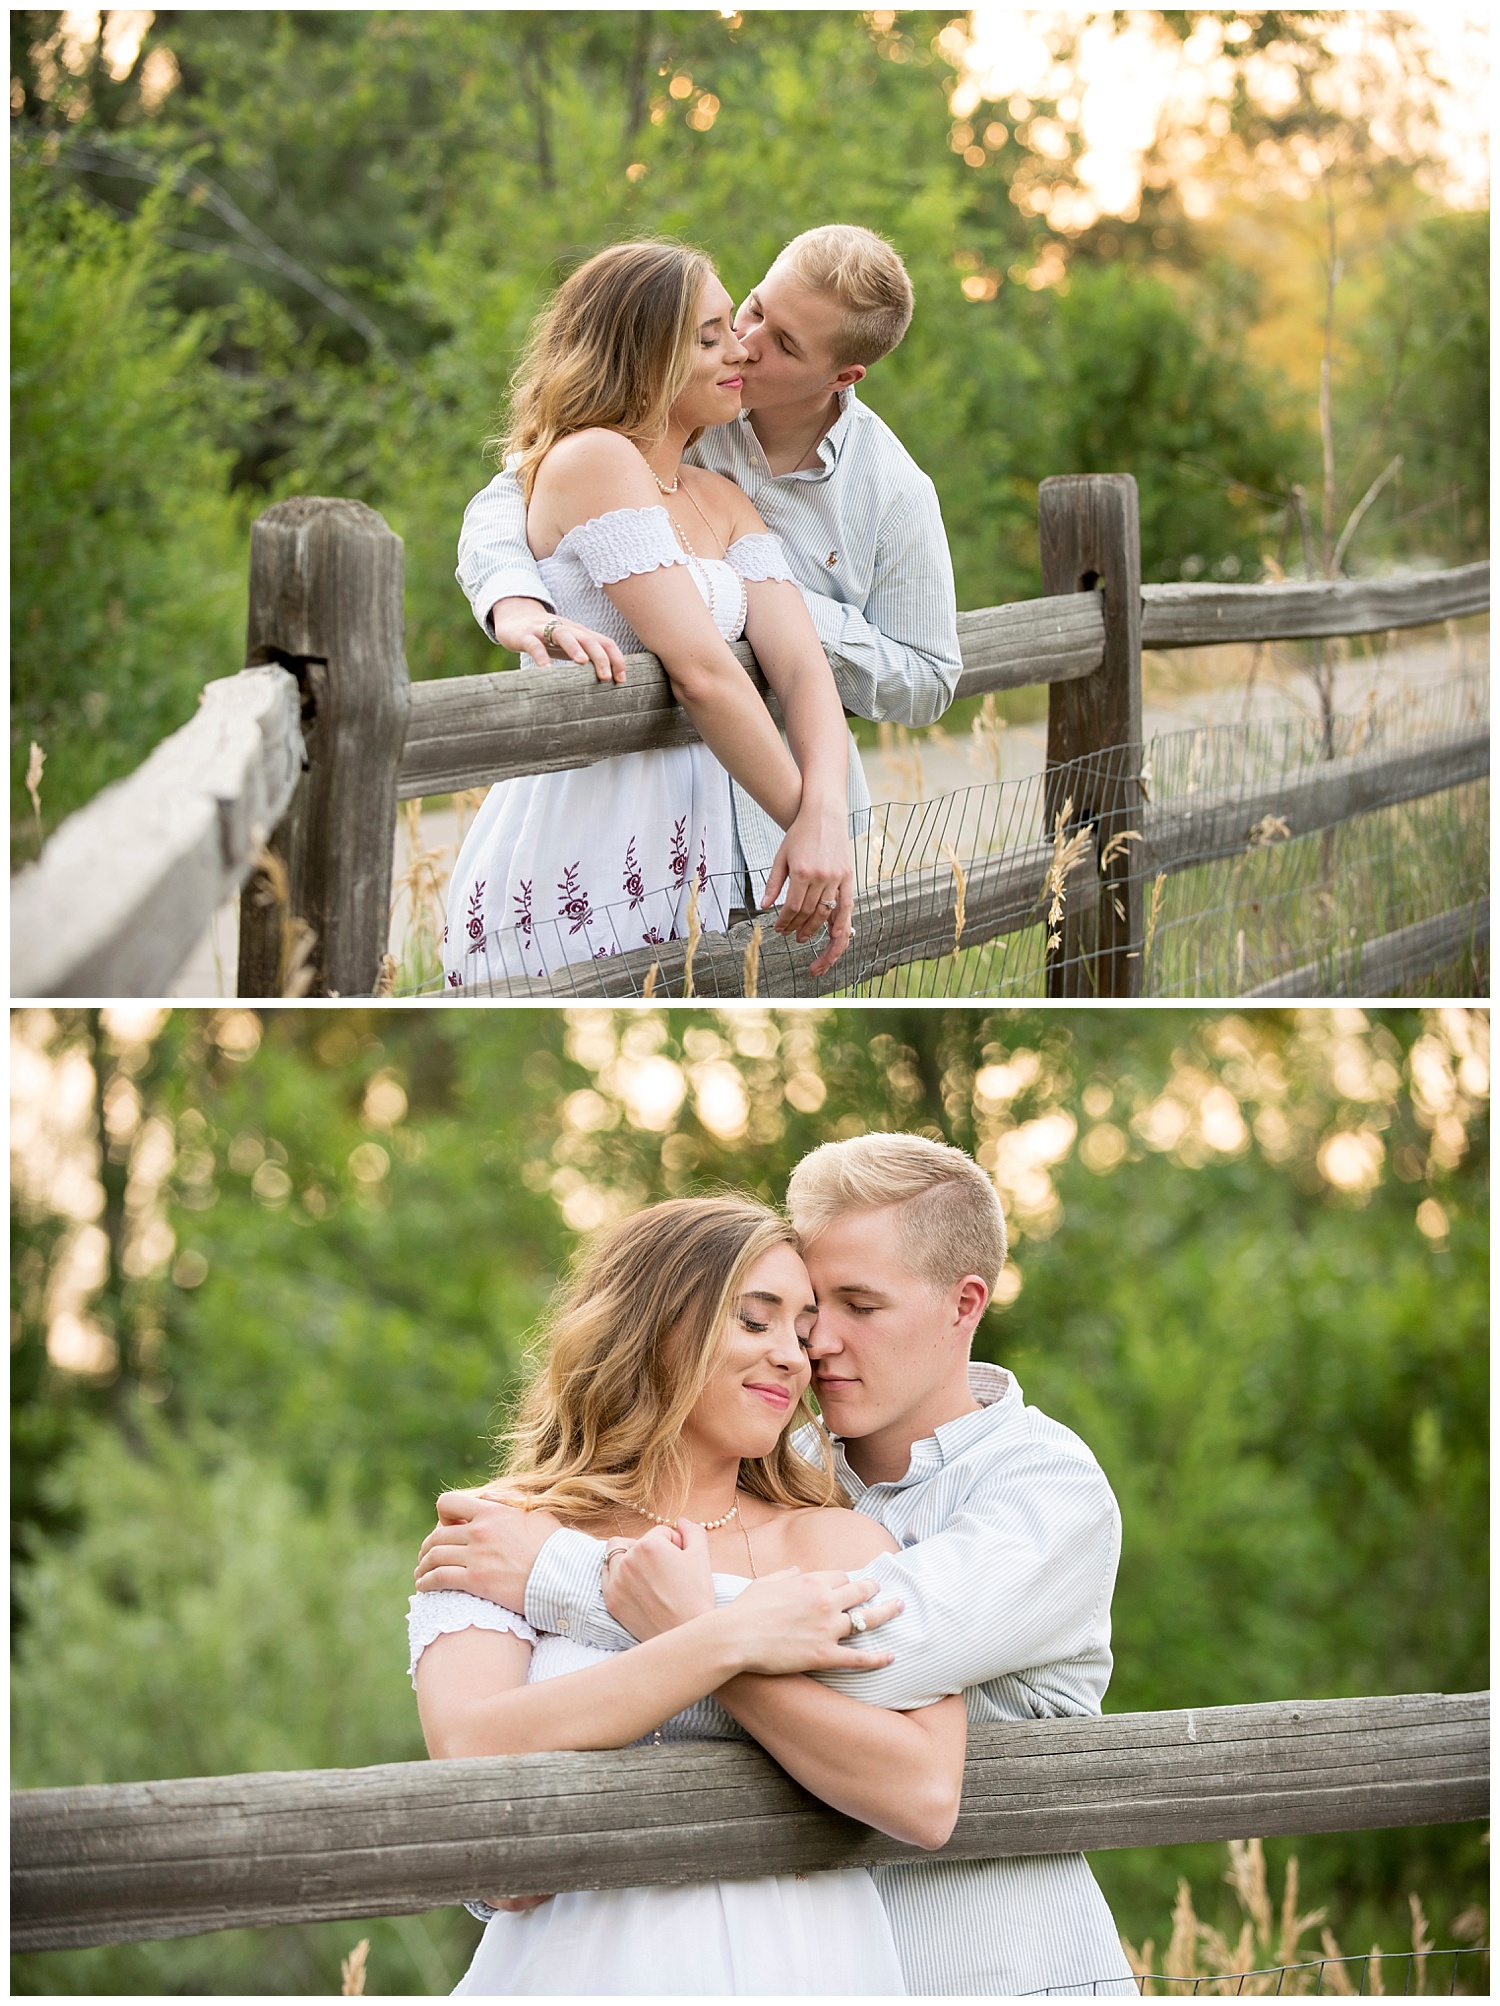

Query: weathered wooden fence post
[
  {"left": 236, "top": 498, "right": 410, "bottom": 997},
  {"left": 1040, "top": 474, "right": 1144, "bottom": 997}
]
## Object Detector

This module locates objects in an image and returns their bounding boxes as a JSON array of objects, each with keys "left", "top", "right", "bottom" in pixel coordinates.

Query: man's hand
[
  {"left": 414, "top": 1491, "right": 563, "bottom": 1611},
  {"left": 489, "top": 597, "right": 629, "bottom": 683},
  {"left": 601, "top": 1520, "right": 715, "bottom": 1639}
]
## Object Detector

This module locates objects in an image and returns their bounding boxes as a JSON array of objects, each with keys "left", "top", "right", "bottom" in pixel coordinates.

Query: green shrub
[{"left": 10, "top": 162, "right": 248, "bottom": 858}]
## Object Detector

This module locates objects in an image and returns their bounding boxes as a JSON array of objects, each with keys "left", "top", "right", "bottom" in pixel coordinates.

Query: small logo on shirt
[{"left": 826, "top": 551, "right": 838, "bottom": 568}]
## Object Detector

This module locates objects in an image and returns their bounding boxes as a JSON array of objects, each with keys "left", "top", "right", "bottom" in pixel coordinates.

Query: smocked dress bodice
[{"left": 534, "top": 506, "right": 795, "bottom": 652}]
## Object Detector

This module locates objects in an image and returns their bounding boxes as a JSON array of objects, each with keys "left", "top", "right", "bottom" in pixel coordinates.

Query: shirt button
[{"left": 557, "top": 1617, "right": 569, "bottom": 1632}]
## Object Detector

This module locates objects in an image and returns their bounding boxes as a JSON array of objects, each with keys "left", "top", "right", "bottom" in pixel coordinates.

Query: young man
[
  {"left": 416, "top": 1133, "right": 1137, "bottom": 1997},
  {"left": 455, "top": 225, "right": 963, "bottom": 900}
]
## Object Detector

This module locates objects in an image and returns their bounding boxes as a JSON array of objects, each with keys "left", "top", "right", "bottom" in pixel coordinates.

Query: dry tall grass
[{"left": 1121, "top": 1839, "right": 1487, "bottom": 1996}]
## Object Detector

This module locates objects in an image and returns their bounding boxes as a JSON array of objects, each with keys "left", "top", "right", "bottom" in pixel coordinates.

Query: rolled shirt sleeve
[{"left": 456, "top": 466, "right": 555, "bottom": 638}]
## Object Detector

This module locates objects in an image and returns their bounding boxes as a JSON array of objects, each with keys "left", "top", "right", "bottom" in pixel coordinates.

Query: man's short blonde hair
[
  {"left": 786, "top": 1132, "right": 1007, "bottom": 1292},
  {"left": 773, "top": 224, "right": 914, "bottom": 369}
]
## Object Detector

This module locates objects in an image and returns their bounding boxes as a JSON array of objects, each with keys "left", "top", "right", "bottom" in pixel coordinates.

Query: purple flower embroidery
[
  {"left": 465, "top": 880, "right": 487, "bottom": 953},
  {"left": 512, "top": 879, "right": 533, "bottom": 943},
  {"left": 642, "top": 927, "right": 669, "bottom": 946},
  {"left": 623, "top": 837, "right": 646, "bottom": 911},
  {"left": 557, "top": 861, "right": 594, "bottom": 936},
  {"left": 593, "top": 943, "right": 619, "bottom": 960},
  {"left": 446, "top": 969, "right": 462, "bottom": 989},
  {"left": 697, "top": 837, "right": 709, "bottom": 894},
  {"left": 669, "top": 817, "right": 689, "bottom": 888}
]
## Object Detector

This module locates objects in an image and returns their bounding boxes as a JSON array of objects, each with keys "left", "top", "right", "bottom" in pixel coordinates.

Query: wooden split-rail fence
[
  {"left": 11, "top": 1689, "right": 1488, "bottom": 1951},
  {"left": 10, "top": 476, "right": 1489, "bottom": 999}
]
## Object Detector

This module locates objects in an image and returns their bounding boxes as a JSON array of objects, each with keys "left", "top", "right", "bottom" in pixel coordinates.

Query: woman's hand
[
  {"left": 762, "top": 801, "right": 855, "bottom": 977},
  {"left": 722, "top": 1568, "right": 902, "bottom": 1676},
  {"left": 602, "top": 1521, "right": 715, "bottom": 1640},
  {"left": 490, "top": 597, "right": 629, "bottom": 683}
]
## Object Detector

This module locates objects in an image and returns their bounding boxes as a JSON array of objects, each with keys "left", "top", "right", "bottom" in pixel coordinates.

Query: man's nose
[
  {"left": 805, "top": 1313, "right": 842, "bottom": 1358},
  {"left": 725, "top": 326, "right": 750, "bottom": 367}
]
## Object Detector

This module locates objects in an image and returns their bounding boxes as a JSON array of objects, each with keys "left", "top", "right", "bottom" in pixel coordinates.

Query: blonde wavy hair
[
  {"left": 499, "top": 240, "right": 714, "bottom": 503},
  {"left": 494, "top": 1196, "right": 841, "bottom": 1523}
]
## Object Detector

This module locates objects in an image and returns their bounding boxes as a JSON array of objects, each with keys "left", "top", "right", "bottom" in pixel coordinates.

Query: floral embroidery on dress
[
  {"left": 697, "top": 837, "right": 709, "bottom": 894},
  {"left": 623, "top": 838, "right": 646, "bottom": 911},
  {"left": 466, "top": 881, "right": 487, "bottom": 954},
  {"left": 642, "top": 926, "right": 669, "bottom": 946},
  {"left": 512, "top": 879, "right": 533, "bottom": 943},
  {"left": 558, "top": 862, "right": 594, "bottom": 935},
  {"left": 669, "top": 817, "right": 689, "bottom": 888},
  {"left": 446, "top": 969, "right": 462, "bottom": 988},
  {"left": 593, "top": 943, "right": 619, "bottom": 960}
]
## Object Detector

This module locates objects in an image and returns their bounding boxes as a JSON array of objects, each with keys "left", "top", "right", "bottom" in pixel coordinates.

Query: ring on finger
[
  {"left": 602, "top": 1539, "right": 631, "bottom": 1575},
  {"left": 541, "top": 618, "right": 561, "bottom": 649},
  {"left": 845, "top": 1605, "right": 869, "bottom": 1637}
]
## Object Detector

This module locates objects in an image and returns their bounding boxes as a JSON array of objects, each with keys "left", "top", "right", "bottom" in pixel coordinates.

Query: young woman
[
  {"left": 409, "top": 1196, "right": 966, "bottom": 1995},
  {"left": 442, "top": 242, "right": 857, "bottom": 990}
]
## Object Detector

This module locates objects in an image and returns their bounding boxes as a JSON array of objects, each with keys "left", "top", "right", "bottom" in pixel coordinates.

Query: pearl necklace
[
  {"left": 639, "top": 455, "right": 680, "bottom": 496},
  {"left": 632, "top": 441, "right": 747, "bottom": 635},
  {"left": 630, "top": 1497, "right": 740, "bottom": 1531}
]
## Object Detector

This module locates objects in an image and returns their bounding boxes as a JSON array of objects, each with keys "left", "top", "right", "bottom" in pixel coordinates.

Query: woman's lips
[
  {"left": 745, "top": 1381, "right": 791, "bottom": 1410},
  {"left": 718, "top": 376, "right": 743, "bottom": 391}
]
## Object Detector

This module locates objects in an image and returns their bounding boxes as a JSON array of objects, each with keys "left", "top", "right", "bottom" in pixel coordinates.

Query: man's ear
[
  {"left": 953, "top": 1274, "right": 989, "bottom": 1339},
  {"left": 832, "top": 362, "right": 866, "bottom": 393}
]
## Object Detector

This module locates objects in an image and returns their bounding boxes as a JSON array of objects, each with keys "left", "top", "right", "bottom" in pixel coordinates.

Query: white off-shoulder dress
[
  {"left": 442, "top": 507, "right": 799, "bottom": 990},
  {"left": 408, "top": 1586, "right": 906, "bottom": 1997}
]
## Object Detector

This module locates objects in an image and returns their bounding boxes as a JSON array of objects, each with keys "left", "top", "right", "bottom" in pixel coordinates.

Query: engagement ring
[{"left": 846, "top": 1606, "right": 868, "bottom": 1636}]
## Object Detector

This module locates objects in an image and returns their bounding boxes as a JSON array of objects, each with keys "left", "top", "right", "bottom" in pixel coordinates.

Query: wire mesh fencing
[
  {"left": 398, "top": 671, "right": 1486, "bottom": 1001},
  {"left": 1026, "top": 1946, "right": 1488, "bottom": 1996}
]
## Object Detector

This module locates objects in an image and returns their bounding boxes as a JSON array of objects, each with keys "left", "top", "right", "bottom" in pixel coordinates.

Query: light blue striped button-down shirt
[{"left": 522, "top": 1363, "right": 1138, "bottom": 1998}]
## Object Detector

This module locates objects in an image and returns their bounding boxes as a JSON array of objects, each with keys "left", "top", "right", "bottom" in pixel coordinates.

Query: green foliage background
[
  {"left": 10, "top": 9, "right": 1489, "bottom": 851},
  {"left": 10, "top": 1004, "right": 1488, "bottom": 1994}
]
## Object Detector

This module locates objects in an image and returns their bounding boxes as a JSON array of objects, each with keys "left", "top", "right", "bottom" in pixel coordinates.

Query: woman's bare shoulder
[
  {"left": 533, "top": 429, "right": 659, "bottom": 506},
  {"left": 776, "top": 1504, "right": 899, "bottom": 1571}
]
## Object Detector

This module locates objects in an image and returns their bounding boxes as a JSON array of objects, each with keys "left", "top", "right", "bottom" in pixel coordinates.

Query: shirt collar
[
  {"left": 831, "top": 1362, "right": 1021, "bottom": 1497},
  {"left": 734, "top": 384, "right": 858, "bottom": 478}
]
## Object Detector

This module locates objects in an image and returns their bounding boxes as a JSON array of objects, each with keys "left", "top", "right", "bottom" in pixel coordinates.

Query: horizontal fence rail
[
  {"left": 10, "top": 666, "right": 303, "bottom": 998},
  {"left": 12, "top": 1690, "right": 1487, "bottom": 1953},
  {"left": 396, "top": 564, "right": 1492, "bottom": 801},
  {"left": 1142, "top": 727, "right": 1491, "bottom": 880},
  {"left": 1138, "top": 561, "right": 1491, "bottom": 648},
  {"left": 1244, "top": 898, "right": 1490, "bottom": 999}
]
